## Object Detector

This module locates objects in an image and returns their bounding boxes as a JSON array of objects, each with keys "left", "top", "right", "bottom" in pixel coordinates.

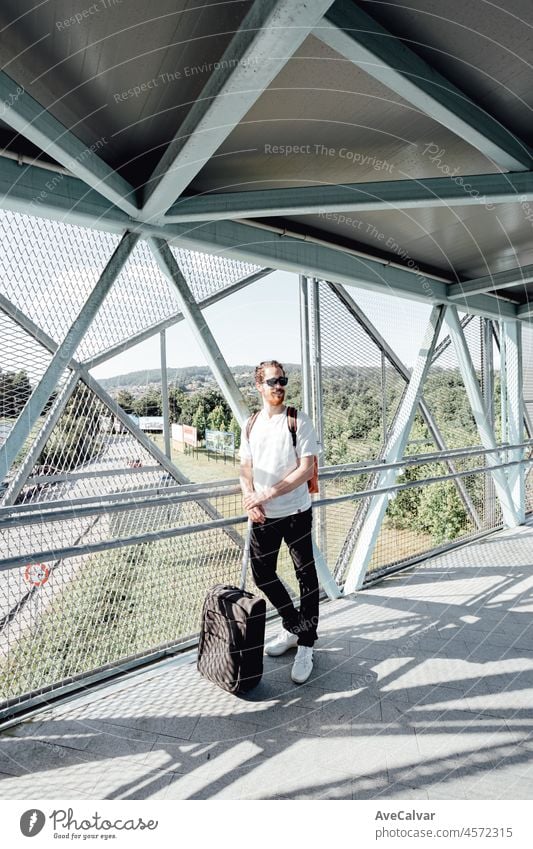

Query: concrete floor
[{"left": 1, "top": 522, "right": 533, "bottom": 800}]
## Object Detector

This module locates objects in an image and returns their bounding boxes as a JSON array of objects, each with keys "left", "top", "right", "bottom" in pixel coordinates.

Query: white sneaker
[
  {"left": 265, "top": 628, "right": 299, "bottom": 657},
  {"left": 291, "top": 646, "right": 314, "bottom": 684}
]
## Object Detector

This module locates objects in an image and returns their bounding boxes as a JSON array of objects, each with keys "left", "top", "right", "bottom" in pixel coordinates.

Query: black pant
[{"left": 249, "top": 507, "right": 319, "bottom": 647}]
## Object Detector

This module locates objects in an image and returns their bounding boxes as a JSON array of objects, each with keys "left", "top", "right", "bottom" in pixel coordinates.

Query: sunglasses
[{"left": 263, "top": 376, "right": 288, "bottom": 387}]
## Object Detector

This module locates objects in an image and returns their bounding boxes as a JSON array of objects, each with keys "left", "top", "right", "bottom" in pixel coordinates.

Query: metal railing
[{"left": 1, "top": 440, "right": 532, "bottom": 721}]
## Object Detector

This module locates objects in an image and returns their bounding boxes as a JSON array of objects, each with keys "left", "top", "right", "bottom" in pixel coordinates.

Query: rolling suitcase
[{"left": 197, "top": 520, "right": 266, "bottom": 694}]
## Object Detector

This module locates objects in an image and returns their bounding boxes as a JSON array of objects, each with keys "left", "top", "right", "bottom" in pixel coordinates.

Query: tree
[
  {"left": 0, "top": 370, "right": 32, "bottom": 418},
  {"left": 38, "top": 384, "right": 104, "bottom": 471},
  {"left": 228, "top": 416, "right": 241, "bottom": 449},
  {"left": 417, "top": 481, "right": 467, "bottom": 544},
  {"left": 207, "top": 404, "right": 227, "bottom": 432},
  {"left": 191, "top": 402, "right": 207, "bottom": 439},
  {"left": 169, "top": 387, "right": 186, "bottom": 423},
  {"left": 133, "top": 388, "right": 162, "bottom": 417},
  {"left": 116, "top": 389, "right": 136, "bottom": 414}
]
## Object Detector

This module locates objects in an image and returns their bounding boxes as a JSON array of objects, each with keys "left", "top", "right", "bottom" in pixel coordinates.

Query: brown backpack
[{"left": 245, "top": 406, "right": 319, "bottom": 494}]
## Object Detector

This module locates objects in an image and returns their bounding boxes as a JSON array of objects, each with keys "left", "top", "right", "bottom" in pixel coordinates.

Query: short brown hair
[{"left": 255, "top": 360, "right": 285, "bottom": 385}]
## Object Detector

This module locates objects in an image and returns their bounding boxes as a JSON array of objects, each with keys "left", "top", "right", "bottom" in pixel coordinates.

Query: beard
[{"left": 269, "top": 390, "right": 285, "bottom": 406}]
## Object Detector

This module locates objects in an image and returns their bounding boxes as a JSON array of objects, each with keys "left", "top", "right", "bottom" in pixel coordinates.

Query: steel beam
[
  {"left": 493, "top": 321, "right": 533, "bottom": 438},
  {"left": 0, "top": 155, "right": 525, "bottom": 323},
  {"left": 517, "top": 302, "right": 533, "bottom": 318},
  {"left": 481, "top": 318, "right": 497, "bottom": 527},
  {"left": 329, "top": 283, "right": 482, "bottom": 528},
  {"left": 343, "top": 305, "right": 446, "bottom": 594},
  {"left": 449, "top": 264, "right": 533, "bottom": 300},
  {"left": 299, "top": 276, "right": 313, "bottom": 416},
  {"left": 305, "top": 278, "right": 340, "bottom": 597},
  {"left": 0, "top": 154, "right": 132, "bottom": 228},
  {"left": 310, "top": 279, "right": 325, "bottom": 456},
  {"left": 0, "top": 72, "right": 139, "bottom": 217},
  {"left": 310, "top": 279, "right": 327, "bottom": 558},
  {"left": 141, "top": 0, "right": 337, "bottom": 220},
  {"left": 432, "top": 314, "right": 475, "bottom": 362},
  {"left": 163, "top": 219, "right": 520, "bottom": 322},
  {"left": 445, "top": 306, "right": 519, "bottom": 527},
  {"left": 502, "top": 321, "right": 525, "bottom": 521},
  {"left": 148, "top": 239, "right": 250, "bottom": 427},
  {"left": 0, "top": 232, "right": 139, "bottom": 481},
  {"left": 314, "top": 1, "right": 532, "bottom": 170},
  {"left": 164, "top": 171, "right": 533, "bottom": 223},
  {"left": 500, "top": 321, "right": 508, "bottom": 446}
]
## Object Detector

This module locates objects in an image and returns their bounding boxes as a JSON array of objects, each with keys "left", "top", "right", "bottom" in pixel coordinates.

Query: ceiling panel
[
  {"left": 190, "top": 33, "right": 500, "bottom": 194},
  {"left": 0, "top": 0, "right": 252, "bottom": 185}
]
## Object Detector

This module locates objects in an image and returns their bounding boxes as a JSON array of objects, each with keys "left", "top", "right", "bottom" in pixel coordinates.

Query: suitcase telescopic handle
[{"left": 239, "top": 518, "right": 252, "bottom": 591}]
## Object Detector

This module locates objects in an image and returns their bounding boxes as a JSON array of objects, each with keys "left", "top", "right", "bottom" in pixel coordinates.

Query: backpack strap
[
  {"left": 245, "top": 411, "right": 260, "bottom": 443},
  {"left": 286, "top": 406, "right": 298, "bottom": 448}
]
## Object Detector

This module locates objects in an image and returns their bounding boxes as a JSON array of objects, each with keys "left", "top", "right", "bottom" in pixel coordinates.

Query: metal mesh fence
[
  {"left": 423, "top": 313, "right": 482, "bottom": 449},
  {"left": 8, "top": 379, "right": 165, "bottom": 507},
  {"left": 0, "top": 312, "right": 54, "bottom": 454},
  {"left": 316, "top": 282, "right": 406, "bottom": 465},
  {"left": 0, "top": 209, "right": 119, "bottom": 345},
  {"left": 2, "top": 445, "right": 531, "bottom": 712},
  {"left": 1, "top": 202, "right": 532, "bottom": 716},
  {"left": 0, "top": 514, "right": 243, "bottom": 704},
  {"left": 75, "top": 240, "right": 181, "bottom": 362},
  {"left": 0, "top": 476, "right": 302, "bottom": 709},
  {"left": 170, "top": 246, "right": 261, "bottom": 302},
  {"left": 322, "top": 449, "right": 521, "bottom": 582}
]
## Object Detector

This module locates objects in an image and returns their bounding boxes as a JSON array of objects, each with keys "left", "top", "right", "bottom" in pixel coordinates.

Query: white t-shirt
[{"left": 239, "top": 408, "right": 318, "bottom": 518}]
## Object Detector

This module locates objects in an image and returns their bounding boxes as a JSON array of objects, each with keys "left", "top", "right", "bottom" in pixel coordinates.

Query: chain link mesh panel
[
  {"left": 0, "top": 209, "right": 120, "bottom": 345},
  {"left": 0, "top": 512, "right": 243, "bottom": 704},
  {"left": 0, "top": 477, "right": 307, "bottom": 707},
  {"left": 170, "top": 246, "right": 261, "bottom": 302},
  {"left": 0, "top": 311, "right": 54, "bottom": 458},
  {"left": 322, "top": 453, "right": 507, "bottom": 582},
  {"left": 75, "top": 240, "right": 180, "bottom": 362},
  {"left": 316, "top": 282, "right": 407, "bottom": 465},
  {"left": 422, "top": 314, "right": 483, "bottom": 449},
  {"left": 10, "top": 380, "right": 166, "bottom": 506}
]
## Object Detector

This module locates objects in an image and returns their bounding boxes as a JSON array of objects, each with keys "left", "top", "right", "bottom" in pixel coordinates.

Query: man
[{"left": 239, "top": 360, "right": 319, "bottom": 685}]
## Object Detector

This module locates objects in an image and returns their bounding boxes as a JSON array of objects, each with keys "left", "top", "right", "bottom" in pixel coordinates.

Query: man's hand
[
  {"left": 247, "top": 505, "right": 265, "bottom": 524},
  {"left": 243, "top": 489, "right": 273, "bottom": 511}
]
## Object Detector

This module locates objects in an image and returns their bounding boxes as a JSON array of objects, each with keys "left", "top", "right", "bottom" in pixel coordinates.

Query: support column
[
  {"left": 381, "top": 350, "right": 387, "bottom": 445},
  {"left": 446, "top": 306, "right": 519, "bottom": 528},
  {"left": 305, "top": 279, "right": 341, "bottom": 599},
  {"left": 149, "top": 238, "right": 249, "bottom": 427},
  {"left": 500, "top": 321, "right": 508, "bottom": 446},
  {"left": 344, "top": 305, "right": 446, "bottom": 595},
  {"left": 311, "top": 279, "right": 325, "bottom": 455},
  {"left": 481, "top": 318, "right": 497, "bottom": 527},
  {"left": 160, "top": 330, "right": 171, "bottom": 459},
  {"left": 0, "top": 232, "right": 139, "bottom": 482},
  {"left": 299, "top": 275, "right": 312, "bottom": 416},
  {"left": 310, "top": 278, "right": 327, "bottom": 558},
  {"left": 503, "top": 320, "right": 525, "bottom": 522}
]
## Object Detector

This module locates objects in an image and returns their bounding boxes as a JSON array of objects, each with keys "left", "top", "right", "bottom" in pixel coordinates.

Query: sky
[{"left": 91, "top": 271, "right": 435, "bottom": 380}]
